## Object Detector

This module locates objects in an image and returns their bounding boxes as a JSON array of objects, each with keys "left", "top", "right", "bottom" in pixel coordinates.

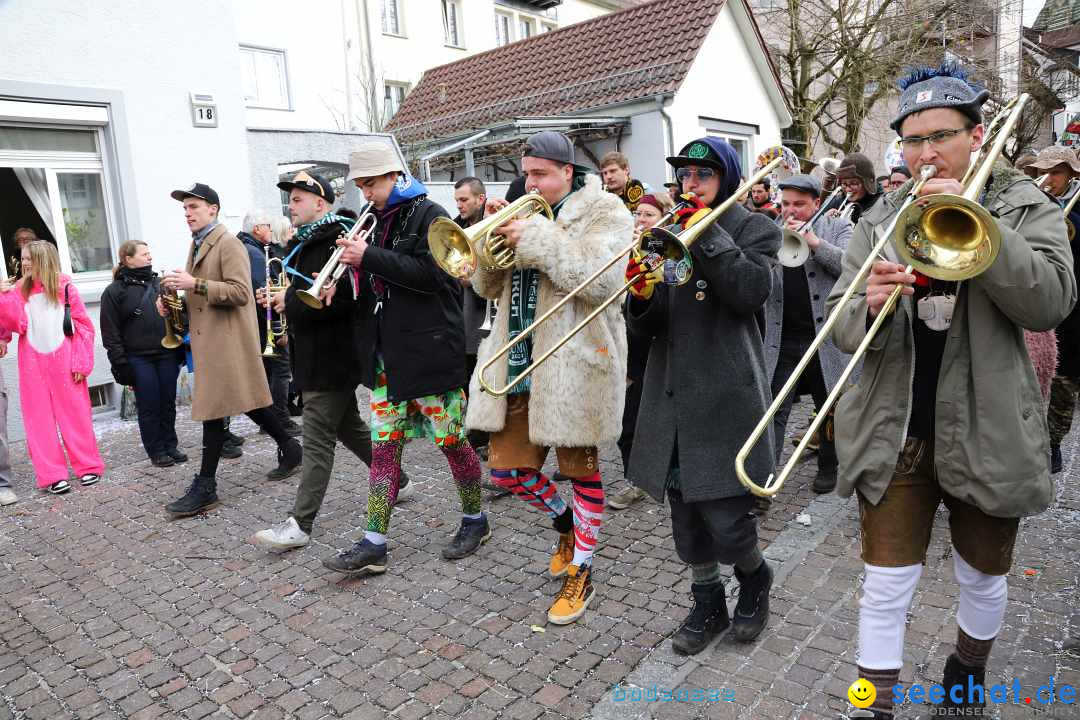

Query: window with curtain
[{"left": 442, "top": 0, "right": 462, "bottom": 46}]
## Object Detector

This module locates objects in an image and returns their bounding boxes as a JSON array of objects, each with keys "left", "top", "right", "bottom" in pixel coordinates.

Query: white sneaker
[
  {"left": 250, "top": 517, "right": 310, "bottom": 551},
  {"left": 395, "top": 474, "right": 413, "bottom": 504},
  {"left": 0, "top": 488, "right": 16, "bottom": 506}
]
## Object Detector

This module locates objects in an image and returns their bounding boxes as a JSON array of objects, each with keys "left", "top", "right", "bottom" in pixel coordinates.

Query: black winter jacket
[
  {"left": 357, "top": 197, "right": 465, "bottom": 401},
  {"left": 283, "top": 219, "right": 365, "bottom": 392},
  {"left": 100, "top": 266, "right": 175, "bottom": 367}
]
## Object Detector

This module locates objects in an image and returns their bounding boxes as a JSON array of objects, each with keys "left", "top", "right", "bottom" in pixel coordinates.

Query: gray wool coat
[
  {"left": 764, "top": 213, "right": 854, "bottom": 390},
  {"left": 627, "top": 203, "right": 781, "bottom": 502}
]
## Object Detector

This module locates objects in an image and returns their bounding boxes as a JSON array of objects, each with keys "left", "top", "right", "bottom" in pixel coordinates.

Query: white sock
[
  {"left": 954, "top": 554, "right": 1007, "bottom": 640},
  {"left": 364, "top": 531, "right": 387, "bottom": 546},
  {"left": 858, "top": 563, "right": 922, "bottom": 669}
]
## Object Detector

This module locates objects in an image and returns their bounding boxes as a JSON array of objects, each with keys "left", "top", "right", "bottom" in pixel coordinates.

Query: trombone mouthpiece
[{"left": 920, "top": 165, "right": 938, "bottom": 180}]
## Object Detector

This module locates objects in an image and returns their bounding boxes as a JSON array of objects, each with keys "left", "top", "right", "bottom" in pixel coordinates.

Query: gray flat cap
[{"left": 778, "top": 174, "right": 822, "bottom": 197}]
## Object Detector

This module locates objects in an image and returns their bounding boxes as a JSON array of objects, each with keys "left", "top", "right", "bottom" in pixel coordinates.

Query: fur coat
[{"left": 465, "top": 174, "right": 632, "bottom": 448}]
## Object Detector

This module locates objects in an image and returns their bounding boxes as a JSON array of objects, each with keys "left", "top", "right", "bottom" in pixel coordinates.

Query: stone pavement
[{"left": 0, "top": 397, "right": 1077, "bottom": 720}]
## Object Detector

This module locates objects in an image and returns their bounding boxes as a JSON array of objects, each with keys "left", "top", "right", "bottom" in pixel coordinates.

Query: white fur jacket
[{"left": 466, "top": 174, "right": 632, "bottom": 448}]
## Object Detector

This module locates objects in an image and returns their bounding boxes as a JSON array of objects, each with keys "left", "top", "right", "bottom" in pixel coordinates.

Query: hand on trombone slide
[
  {"left": 625, "top": 250, "right": 664, "bottom": 301},
  {"left": 866, "top": 261, "right": 916, "bottom": 318}
]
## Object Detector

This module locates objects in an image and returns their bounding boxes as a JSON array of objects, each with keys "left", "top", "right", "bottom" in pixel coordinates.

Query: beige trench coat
[{"left": 184, "top": 224, "right": 272, "bottom": 421}]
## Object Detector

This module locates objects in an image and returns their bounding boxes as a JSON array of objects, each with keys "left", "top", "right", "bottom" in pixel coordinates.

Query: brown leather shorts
[
  {"left": 858, "top": 438, "right": 1019, "bottom": 576},
  {"left": 487, "top": 393, "right": 599, "bottom": 477}
]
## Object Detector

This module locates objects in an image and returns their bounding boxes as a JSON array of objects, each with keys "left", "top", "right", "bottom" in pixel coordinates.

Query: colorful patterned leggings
[
  {"left": 366, "top": 439, "right": 482, "bottom": 535},
  {"left": 492, "top": 468, "right": 604, "bottom": 564}
]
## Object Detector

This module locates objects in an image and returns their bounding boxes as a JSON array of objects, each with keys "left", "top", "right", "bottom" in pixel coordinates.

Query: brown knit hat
[{"left": 835, "top": 153, "right": 877, "bottom": 194}]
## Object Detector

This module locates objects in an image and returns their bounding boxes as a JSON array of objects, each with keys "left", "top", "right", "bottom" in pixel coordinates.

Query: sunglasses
[{"left": 675, "top": 167, "right": 717, "bottom": 182}]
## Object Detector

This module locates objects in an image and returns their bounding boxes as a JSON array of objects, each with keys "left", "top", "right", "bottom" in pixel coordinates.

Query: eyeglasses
[
  {"left": 675, "top": 167, "right": 717, "bottom": 182},
  {"left": 899, "top": 128, "right": 969, "bottom": 151},
  {"left": 839, "top": 179, "right": 863, "bottom": 190}
]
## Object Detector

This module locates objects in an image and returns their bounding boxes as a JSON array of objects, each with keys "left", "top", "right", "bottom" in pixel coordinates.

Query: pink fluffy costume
[{"left": 0, "top": 276, "right": 104, "bottom": 487}]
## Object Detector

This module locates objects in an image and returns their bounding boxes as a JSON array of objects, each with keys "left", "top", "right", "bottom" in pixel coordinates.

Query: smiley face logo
[{"left": 848, "top": 679, "right": 876, "bottom": 709}]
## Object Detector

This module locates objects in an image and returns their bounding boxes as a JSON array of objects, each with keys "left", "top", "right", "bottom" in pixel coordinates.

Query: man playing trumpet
[
  {"left": 466, "top": 131, "right": 631, "bottom": 625},
  {"left": 828, "top": 65, "right": 1076, "bottom": 718}
]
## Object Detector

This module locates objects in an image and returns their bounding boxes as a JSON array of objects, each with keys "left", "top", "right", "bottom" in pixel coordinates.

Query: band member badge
[
  {"left": 625, "top": 181, "right": 644, "bottom": 204},
  {"left": 917, "top": 293, "right": 954, "bottom": 331}
]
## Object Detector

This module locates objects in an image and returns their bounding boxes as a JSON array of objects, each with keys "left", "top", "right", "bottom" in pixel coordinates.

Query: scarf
[{"left": 283, "top": 212, "right": 356, "bottom": 287}]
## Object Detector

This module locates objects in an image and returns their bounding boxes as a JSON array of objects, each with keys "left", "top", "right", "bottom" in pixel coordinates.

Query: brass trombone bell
[{"left": 428, "top": 191, "right": 553, "bottom": 280}]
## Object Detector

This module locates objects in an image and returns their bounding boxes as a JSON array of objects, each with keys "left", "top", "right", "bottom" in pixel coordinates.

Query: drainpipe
[
  {"left": 656, "top": 95, "right": 675, "bottom": 182},
  {"left": 341, "top": 0, "right": 354, "bottom": 130}
]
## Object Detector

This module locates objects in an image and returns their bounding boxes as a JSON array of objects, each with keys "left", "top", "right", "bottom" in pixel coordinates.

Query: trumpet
[
  {"left": 735, "top": 93, "right": 1031, "bottom": 498},
  {"left": 296, "top": 202, "right": 377, "bottom": 309},
  {"left": 159, "top": 272, "right": 186, "bottom": 349},
  {"left": 475, "top": 157, "right": 785, "bottom": 396},
  {"left": 262, "top": 248, "right": 289, "bottom": 357},
  {"left": 429, "top": 191, "right": 553, "bottom": 279}
]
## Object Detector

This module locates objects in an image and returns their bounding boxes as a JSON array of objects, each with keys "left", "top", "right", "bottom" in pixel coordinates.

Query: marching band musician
[
  {"left": 1026, "top": 146, "right": 1080, "bottom": 474},
  {"left": 322, "top": 144, "right": 487, "bottom": 575},
  {"left": 467, "top": 131, "right": 631, "bottom": 625},
  {"left": 600, "top": 150, "right": 647, "bottom": 212},
  {"left": 250, "top": 171, "right": 408, "bottom": 552},
  {"left": 625, "top": 137, "right": 779, "bottom": 654},
  {"left": 765, "top": 174, "right": 852, "bottom": 495},
  {"left": 829, "top": 153, "right": 882, "bottom": 223},
  {"left": 827, "top": 65, "right": 1076, "bottom": 719},
  {"left": 160, "top": 183, "right": 303, "bottom": 519}
]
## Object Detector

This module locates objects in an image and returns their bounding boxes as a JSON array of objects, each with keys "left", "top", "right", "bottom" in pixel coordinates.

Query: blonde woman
[{"left": 0, "top": 241, "right": 105, "bottom": 493}]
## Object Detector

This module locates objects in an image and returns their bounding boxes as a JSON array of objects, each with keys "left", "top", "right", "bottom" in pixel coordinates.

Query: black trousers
[
  {"left": 199, "top": 407, "right": 291, "bottom": 479},
  {"left": 770, "top": 340, "right": 837, "bottom": 472},
  {"left": 263, "top": 355, "right": 292, "bottom": 426},
  {"left": 617, "top": 377, "right": 644, "bottom": 474},
  {"left": 129, "top": 353, "right": 181, "bottom": 458}
]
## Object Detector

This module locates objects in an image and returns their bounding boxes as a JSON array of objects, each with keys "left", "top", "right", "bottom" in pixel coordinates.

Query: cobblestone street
[{"left": 0, "top": 397, "right": 1077, "bottom": 720}]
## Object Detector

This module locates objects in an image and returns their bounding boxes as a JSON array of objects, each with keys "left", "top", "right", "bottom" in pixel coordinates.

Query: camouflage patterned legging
[{"left": 1048, "top": 375, "right": 1080, "bottom": 445}]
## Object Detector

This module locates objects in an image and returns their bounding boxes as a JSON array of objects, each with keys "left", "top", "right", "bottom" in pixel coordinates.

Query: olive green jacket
[{"left": 827, "top": 164, "right": 1076, "bottom": 517}]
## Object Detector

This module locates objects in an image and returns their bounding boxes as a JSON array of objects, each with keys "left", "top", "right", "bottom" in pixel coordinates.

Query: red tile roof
[{"left": 386, "top": 0, "right": 736, "bottom": 145}]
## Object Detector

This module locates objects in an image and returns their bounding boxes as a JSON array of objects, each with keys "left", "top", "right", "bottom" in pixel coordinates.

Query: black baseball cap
[
  {"left": 170, "top": 182, "right": 220, "bottom": 206},
  {"left": 277, "top": 171, "right": 335, "bottom": 203}
]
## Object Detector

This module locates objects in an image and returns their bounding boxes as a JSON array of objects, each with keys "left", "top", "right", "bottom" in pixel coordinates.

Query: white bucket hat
[{"left": 347, "top": 142, "right": 405, "bottom": 181}]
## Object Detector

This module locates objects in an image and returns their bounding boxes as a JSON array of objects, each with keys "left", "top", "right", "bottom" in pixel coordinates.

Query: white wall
[
  {"left": 559, "top": 0, "right": 610, "bottom": 25},
  {"left": 666, "top": 3, "right": 784, "bottom": 165}
]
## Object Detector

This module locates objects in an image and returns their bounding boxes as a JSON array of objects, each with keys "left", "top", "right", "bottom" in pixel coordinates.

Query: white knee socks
[
  {"left": 858, "top": 563, "right": 922, "bottom": 670},
  {"left": 954, "top": 554, "right": 1008, "bottom": 640}
]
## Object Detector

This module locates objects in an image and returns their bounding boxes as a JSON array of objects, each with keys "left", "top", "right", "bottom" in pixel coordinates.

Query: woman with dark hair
[
  {"left": 100, "top": 240, "right": 186, "bottom": 468},
  {"left": 0, "top": 241, "right": 105, "bottom": 493}
]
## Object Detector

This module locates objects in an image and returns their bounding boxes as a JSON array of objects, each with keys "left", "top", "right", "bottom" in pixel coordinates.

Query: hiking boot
[
  {"left": 266, "top": 439, "right": 302, "bottom": 481},
  {"left": 442, "top": 514, "right": 492, "bottom": 560},
  {"left": 1051, "top": 443, "right": 1063, "bottom": 474},
  {"left": 672, "top": 582, "right": 730, "bottom": 655},
  {"left": 251, "top": 516, "right": 310, "bottom": 551},
  {"left": 940, "top": 654, "right": 987, "bottom": 715},
  {"left": 606, "top": 485, "right": 646, "bottom": 510},
  {"left": 732, "top": 560, "right": 773, "bottom": 642},
  {"left": 812, "top": 468, "right": 837, "bottom": 494},
  {"left": 151, "top": 454, "right": 175, "bottom": 468},
  {"left": 322, "top": 539, "right": 387, "bottom": 576},
  {"left": 166, "top": 476, "right": 219, "bottom": 518},
  {"left": 0, "top": 487, "right": 17, "bottom": 506},
  {"left": 549, "top": 530, "right": 575, "bottom": 577},
  {"left": 167, "top": 448, "right": 189, "bottom": 463},
  {"left": 548, "top": 564, "right": 594, "bottom": 625}
]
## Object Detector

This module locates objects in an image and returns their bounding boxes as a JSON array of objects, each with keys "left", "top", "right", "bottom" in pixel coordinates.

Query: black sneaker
[
  {"left": 812, "top": 468, "right": 837, "bottom": 494},
  {"left": 941, "top": 654, "right": 987, "bottom": 715},
  {"left": 167, "top": 448, "right": 189, "bottom": 463},
  {"left": 267, "top": 439, "right": 302, "bottom": 481},
  {"left": 221, "top": 442, "right": 243, "bottom": 460},
  {"left": 442, "top": 515, "right": 492, "bottom": 560},
  {"left": 322, "top": 539, "right": 387, "bottom": 575},
  {"left": 151, "top": 454, "right": 175, "bottom": 468},
  {"left": 672, "top": 582, "right": 730, "bottom": 655},
  {"left": 1051, "top": 443, "right": 1063, "bottom": 474},
  {"left": 165, "top": 476, "right": 219, "bottom": 518},
  {"left": 44, "top": 480, "right": 71, "bottom": 495},
  {"left": 732, "top": 560, "right": 773, "bottom": 642}
]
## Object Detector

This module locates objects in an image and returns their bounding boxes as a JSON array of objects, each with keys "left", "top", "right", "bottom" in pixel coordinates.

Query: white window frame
[
  {"left": 442, "top": 0, "right": 464, "bottom": 48},
  {"left": 239, "top": 45, "right": 292, "bottom": 111},
  {"left": 518, "top": 16, "right": 534, "bottom": 40},
  {"left": 704, "top": 130, "right": 753, "bottom": 178},
  {"left": 383, "top": 0, "right": 405, "bottom": 37},
  {"left": 0, "top": 125, "right": 119, "bottom": 281},
  {"left": 383, "top": 82, "right": 409, "bottom": 121},
  {"left": 494, "top": 11, "right": 513, "bottom": 46}
]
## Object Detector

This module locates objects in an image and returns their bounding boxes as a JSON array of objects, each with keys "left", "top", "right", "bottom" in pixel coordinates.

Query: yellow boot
[
  {"left": 548, "top": 564, "right": 594, "bottom": 625},
  {"left": 549, "top": 530, "right": 575, "bottom": 578}
]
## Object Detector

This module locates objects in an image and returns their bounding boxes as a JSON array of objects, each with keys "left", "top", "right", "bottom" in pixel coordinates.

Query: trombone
[
  {"left": 474, "top": 157, "right": 785, "bottom": 396},
  {"left": 296, "top": 202, "right": 376, "bottom": 309},
  {"left": 429, "top": 191, "right": 553, "bottom": 279},
  {"left": 262, "top": 249, "right": 289, "bottom": 357},
  {"left": 736, "top": 93, "right": 1031, "bottom": 498}
]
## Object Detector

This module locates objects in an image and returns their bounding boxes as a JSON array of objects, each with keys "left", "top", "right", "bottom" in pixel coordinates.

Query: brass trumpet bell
[
  {"left": 894, "top": 194, "right": 1000, "bottom": 281},
  {"left": 428, "top": 218, "right": 481, "bottom": 279}
]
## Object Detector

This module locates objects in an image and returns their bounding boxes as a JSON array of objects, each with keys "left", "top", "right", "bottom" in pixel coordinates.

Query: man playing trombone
[
  {"left": 765, "top": 174, "right": 852, "bottom": 495},
  {"left": 827, "top": 65, "right": 1076, "bottom": 719},
  {"left": 625, "top": 137, "right": 779, "bottom": 654},
  {"left": 465, "top": 131, "right": 631, "bottom": 625}
]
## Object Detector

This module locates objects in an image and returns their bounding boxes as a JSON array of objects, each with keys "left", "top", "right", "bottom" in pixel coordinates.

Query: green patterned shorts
[{"left": 369, "top": 361, "right": 468, "bottom": 446}]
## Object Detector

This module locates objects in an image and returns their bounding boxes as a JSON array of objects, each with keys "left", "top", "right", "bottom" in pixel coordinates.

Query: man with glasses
[
  {"left": 624, "top": 136, "right": 779, "bottom": 654},
  {"left": 1026, "top": 146, "right": 1080, "bottom": 473},
  {"left": 830, "top": 152, "right": 882, "bottom": 223},
  {"left": 826, "top": 65, "right": 1076, "bottom": 719}
]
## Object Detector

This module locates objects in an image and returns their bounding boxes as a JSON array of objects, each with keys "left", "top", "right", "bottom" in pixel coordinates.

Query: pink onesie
[{"left": 0, "top": 276, "right": 105, "bottom": 487}]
